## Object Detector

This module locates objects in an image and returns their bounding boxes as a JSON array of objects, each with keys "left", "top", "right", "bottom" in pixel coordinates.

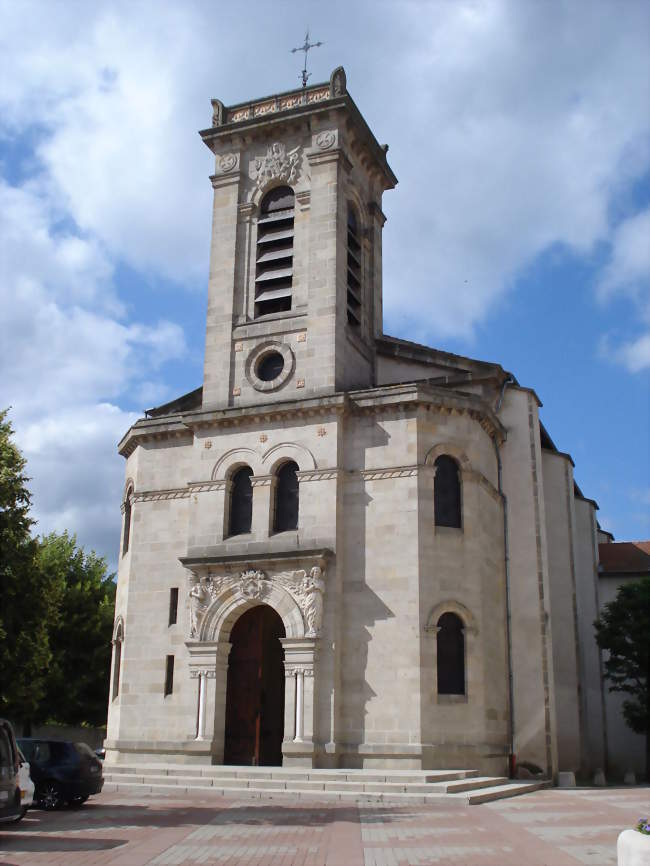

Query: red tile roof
[{"left": 599, "top": 541, "right": 650, "bottom": 575}]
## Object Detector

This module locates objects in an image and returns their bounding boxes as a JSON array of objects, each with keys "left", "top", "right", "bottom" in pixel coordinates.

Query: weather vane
[{"left": 291, "top": 29, "right": 323, "bottom": 88}]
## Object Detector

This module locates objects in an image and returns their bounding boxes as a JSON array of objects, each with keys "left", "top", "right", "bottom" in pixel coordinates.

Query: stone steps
[{"left": 102, "top": 763, "right": 549, "bottom": 805}]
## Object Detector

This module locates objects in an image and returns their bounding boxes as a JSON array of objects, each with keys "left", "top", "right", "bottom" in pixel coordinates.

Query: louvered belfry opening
[
  {"left": 346, "top": 205, "right": 362, "bottom": 327},
  {"left": 255, "top": 186, "right": 295, "bottom": 318}
]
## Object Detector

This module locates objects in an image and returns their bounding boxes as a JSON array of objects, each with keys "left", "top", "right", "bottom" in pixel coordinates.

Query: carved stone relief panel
[
  {"left": 252, "top": 142, "right": 301, "bottom": 190},
  {"left": 187, "top": 565, "right": 326, "bottom": 640}
]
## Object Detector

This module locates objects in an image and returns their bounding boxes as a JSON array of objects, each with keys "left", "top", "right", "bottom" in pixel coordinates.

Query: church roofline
[
  {"left": 199, "top": 66, "right": 397, "bottom": 189},
  {"left": 117, "top": 380, "right": 506, "bottom": 458}
]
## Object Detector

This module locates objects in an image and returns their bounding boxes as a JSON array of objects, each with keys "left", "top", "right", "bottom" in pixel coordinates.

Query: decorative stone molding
[
  {"left": 250, "top": 474, "right": 273, "bottom": 488},
  {"left": 253, "top": 142, "right": 301, "bottom": 190},
  {"left": 187, "top": 480, "right": 227, "bottom": 493},
  {"left": 424, "top": 600, "right": 478, "bottom": 635},
  {"left": 187, "top": 564, "right": 326, "bottom": 640},
  {"left": 189, "top": 669, "right": 217, "bottom": 679},
  {"left": 132, "top": 487, "right": 191, "bottom": 503},
  {"left": 285, "top": 666, "right": 315, "bottom": 677},
  {"left": 425, "top": 443, "right": 471, "bottom": 470},
  {"left": 360, "top": 465, "right": 420, "bottom": 480},
  {"left": 315, "top": 130, "right": 336, "bottom": 150},
  {"left": 329, "top": 66, "right": 347, "bottom": 97},
  {"left": 295, "top": 469, "right": 339, "bottom": 482},
  {"left": 211, "top": 99, "right": 225, "bottom": 127},
  {"left": 216, "top": 153, "right": 239, "bottom": 174},
  {"left": 295, "top": 190, "right": 311, "bottom": 211}
]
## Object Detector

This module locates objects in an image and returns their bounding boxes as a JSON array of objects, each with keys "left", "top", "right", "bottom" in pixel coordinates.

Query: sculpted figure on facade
[
  {"left": 302, "top": 566, "right": 325, "bottom": 637},
  {"left": 188, "top": 565, "right": 326, "bottom": 641},
  {"left": 188, "top": 578, "right": 210, "bottom": 638},
  {"left": 254, "top": 142, "right": 300, "bottom": 189}
]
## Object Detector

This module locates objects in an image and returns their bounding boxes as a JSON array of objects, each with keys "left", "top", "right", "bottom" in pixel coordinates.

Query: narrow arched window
[
  {"left": 347, "top": 205, "right": 362, "bottom": 327},
  {"left": 122, "top": 486, "right": 133, "bottom": 556},
  {"left": 434, "top": 455, "right": 461, "bottom": 528},
  {"left": 255, "top": 185, "right": 295, "bottom": 317},
  {"left": 229, "top": 466, "right": 253, "bottom": 535},
  {"left": 274, "top": 461, "right": 299, "bottom": 532},
  {"left": 112, "top": 620, "right": 123, "bottom": 701},
  {"left": 437, "top": 612, "right": 465, "bottom": 695}
]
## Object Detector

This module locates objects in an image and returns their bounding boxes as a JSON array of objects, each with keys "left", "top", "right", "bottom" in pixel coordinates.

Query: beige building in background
[{"left": 105, "top": 68, "right": 615, "bottom": 780}]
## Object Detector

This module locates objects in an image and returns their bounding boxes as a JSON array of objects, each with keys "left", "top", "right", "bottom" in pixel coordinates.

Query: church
[{"left": 105, "top": 67, "right": 607, "bottom": 781}]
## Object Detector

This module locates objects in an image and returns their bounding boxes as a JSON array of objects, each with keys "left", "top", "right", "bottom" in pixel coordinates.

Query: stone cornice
[
  {"left": 180, "top": 547, "right": 333, "bottom": 574},
  {"left": 118, "top": 382, "right": 505, "bottom": 458}
]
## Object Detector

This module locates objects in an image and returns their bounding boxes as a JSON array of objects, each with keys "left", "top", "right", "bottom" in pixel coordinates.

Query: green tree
[
  {"left": 595, "top": 577, "right": 650, "bottom": 779},
  {"left": 0, "top": 409, "right": 59, "bottom": 728},
  {"left": 37, "top": 532, "right": 116, "bottom": 727}
]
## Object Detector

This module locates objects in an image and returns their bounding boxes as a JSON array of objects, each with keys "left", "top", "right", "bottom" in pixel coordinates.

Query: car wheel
[
  {"left": 37, "top": 783, "right": 64, "bottom": 810},
  {"left": 67, "top": 794, "right": 89, "bottom": 807}
]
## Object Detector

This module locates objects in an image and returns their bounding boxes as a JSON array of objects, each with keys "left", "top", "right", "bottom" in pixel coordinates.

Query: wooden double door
[{"left": 223, "top": 605, "right": 286, "bottom": 766}]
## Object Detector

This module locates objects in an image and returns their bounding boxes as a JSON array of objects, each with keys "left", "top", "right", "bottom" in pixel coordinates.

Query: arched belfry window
[
  {"left": 229, "top": 466, "right": 253, "bottom": 536},
  {"left": 346, "top": 205, "right": 362, "bottom": 327},
  {"left": 437, "top": 612, "right": 465, "bottom": 695},
  {"left": 434, "top": 455, "right": 461, "bottom": 528},
  {"left": 255, "top": 186, "right": 295, "bottom": 318},
  {"left": 273, "top": 461, "right": 299, "bottom": 532},
  {"left": 112, "top": 619, "right": 124, "bottom": 701},
  {"left": 122, "top": 486, "right": 133, "bottom": 556}
]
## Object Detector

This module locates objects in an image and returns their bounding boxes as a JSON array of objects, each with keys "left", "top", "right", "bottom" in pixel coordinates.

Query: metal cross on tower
[{"left": 291, "top": 29, "right": 323, "bottom": 88}]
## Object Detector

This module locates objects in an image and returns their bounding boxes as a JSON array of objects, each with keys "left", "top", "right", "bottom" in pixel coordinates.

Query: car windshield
[
  {"left": 74, "top": 742, "right": 95, "bottom": 758},
  {"left": 17, "top": 740, "right": 76, "bottom": 764}
]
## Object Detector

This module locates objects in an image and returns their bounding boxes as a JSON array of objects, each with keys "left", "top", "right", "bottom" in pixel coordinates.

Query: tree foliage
[
  {"left": 595, "top": 577, "right": 650, "bottom": 775},
  {"left": 0, "top": 409, "right": 115, "bottom": 728},
  {"left": 0, "top": 409, "right": 58, "bottom": 725},
  {"left": 37, "top": 532, "right": 116, "bottom": 726}
]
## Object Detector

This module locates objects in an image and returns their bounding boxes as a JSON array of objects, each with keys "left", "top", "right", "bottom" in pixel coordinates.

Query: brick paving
[{"left": 0, "top": 787, "right": 647, "bottom": 865}]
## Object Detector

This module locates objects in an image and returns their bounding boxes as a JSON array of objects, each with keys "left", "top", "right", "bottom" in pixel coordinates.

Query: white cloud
[
  {"left": 612, "top": 333, "right": 650, "bottom": 373},
  {"left": 0, "top": 176, "right": 186, "bottom": 565},
  {"left": 597, "top": 207, "right": 650, "bottom": 372}
]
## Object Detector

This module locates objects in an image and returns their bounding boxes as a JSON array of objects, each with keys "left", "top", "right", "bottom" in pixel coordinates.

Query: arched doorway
[{"left": 223, "top": 605, "right": 286, "bottom": 766}]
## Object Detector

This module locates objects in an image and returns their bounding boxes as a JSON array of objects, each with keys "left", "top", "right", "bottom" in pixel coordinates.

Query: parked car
[
  {"left": 0, "top": 718, "right": 23, "bottom": 823},
  {"left": 17, "top": 739, "right": 103, "bottom": 810}
]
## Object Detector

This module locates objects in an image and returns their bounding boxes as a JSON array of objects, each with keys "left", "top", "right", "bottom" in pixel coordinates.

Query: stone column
[
  {"left": 281, "top": 637, "right": 318, "bottom": 767},
  {"left": 186, "top": 639, "right": 231, "bottom": 761},
  {"left": 251, "top": 475, "right": 273, "bottom": 540}
]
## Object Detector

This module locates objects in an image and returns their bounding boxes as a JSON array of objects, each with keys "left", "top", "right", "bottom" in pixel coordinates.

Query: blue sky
[{"left": 1, "top": 0, "right": 648, "bottom": 571}]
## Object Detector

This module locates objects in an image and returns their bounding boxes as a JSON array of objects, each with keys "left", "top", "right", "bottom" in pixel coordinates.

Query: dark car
[{"left": 17, "top": 739, "right": 103, "bottom": 810}]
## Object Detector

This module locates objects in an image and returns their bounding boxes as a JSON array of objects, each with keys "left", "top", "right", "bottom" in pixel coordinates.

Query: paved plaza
[{"left": 0, "top": 787, "right": 648, "bottom": 866}]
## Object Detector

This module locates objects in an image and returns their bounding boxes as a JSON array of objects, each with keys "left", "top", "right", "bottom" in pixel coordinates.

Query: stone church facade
[{"left": 105, "top": 68, "right": 607, "bottom": 779}]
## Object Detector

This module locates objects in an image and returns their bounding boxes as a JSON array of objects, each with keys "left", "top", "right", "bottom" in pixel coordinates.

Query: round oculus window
[{"left": 256, "top": 351, "right": 285, "bottom": 382}]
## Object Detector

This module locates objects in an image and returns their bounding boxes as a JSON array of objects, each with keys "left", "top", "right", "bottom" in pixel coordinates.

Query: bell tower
[{"left": 199, "top": 67, "right": 397, "bottom": 409}]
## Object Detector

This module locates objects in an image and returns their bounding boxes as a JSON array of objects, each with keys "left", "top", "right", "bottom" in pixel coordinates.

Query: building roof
[{"left": 598, "top": 541, "right": 650, "bottom": 575}]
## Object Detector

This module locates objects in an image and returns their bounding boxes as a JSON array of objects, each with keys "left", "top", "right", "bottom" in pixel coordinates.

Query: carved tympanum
[{"left": 187, "top": 565, "right": 326, "bottom": 639}]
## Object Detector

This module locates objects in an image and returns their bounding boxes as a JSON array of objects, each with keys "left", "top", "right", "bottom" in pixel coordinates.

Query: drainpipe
[{"left": 494, "top": 375, "right": 515, "bottom": 777}]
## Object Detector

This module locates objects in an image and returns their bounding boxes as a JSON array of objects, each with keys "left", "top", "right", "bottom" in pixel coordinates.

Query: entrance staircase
[{"left": 102, "top": 764, "right": 549, "bottom": 805}]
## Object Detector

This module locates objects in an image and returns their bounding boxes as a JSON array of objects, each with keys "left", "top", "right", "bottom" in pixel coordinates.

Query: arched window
[
  {"left": 112, "top": 619, "right": 124, "bottom": 701},
  {"left": 229, "top": 466, "right": 253, "bottom": 536},
  {"left": 434, "top": 455, "right": 461, "bottom": 528},
  {"left": 273, "top": 461, "right": 299, "bottom": 532},
  {"left": 122, "top": 486, "right": 133, "bottom": 556},
  {"left": 346, "top": 205, "right": 362, "bottom": 327},
  {"left": 437, "top": 612, "right": 465, "bottom": 695},
  {"left": 255, "top": 185, "right": 295, "bottom": 317}
]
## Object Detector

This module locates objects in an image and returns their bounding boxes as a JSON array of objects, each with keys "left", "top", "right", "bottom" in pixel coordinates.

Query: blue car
[{"left": 17, "top": 739, "right": 103, "bottom": 810}]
